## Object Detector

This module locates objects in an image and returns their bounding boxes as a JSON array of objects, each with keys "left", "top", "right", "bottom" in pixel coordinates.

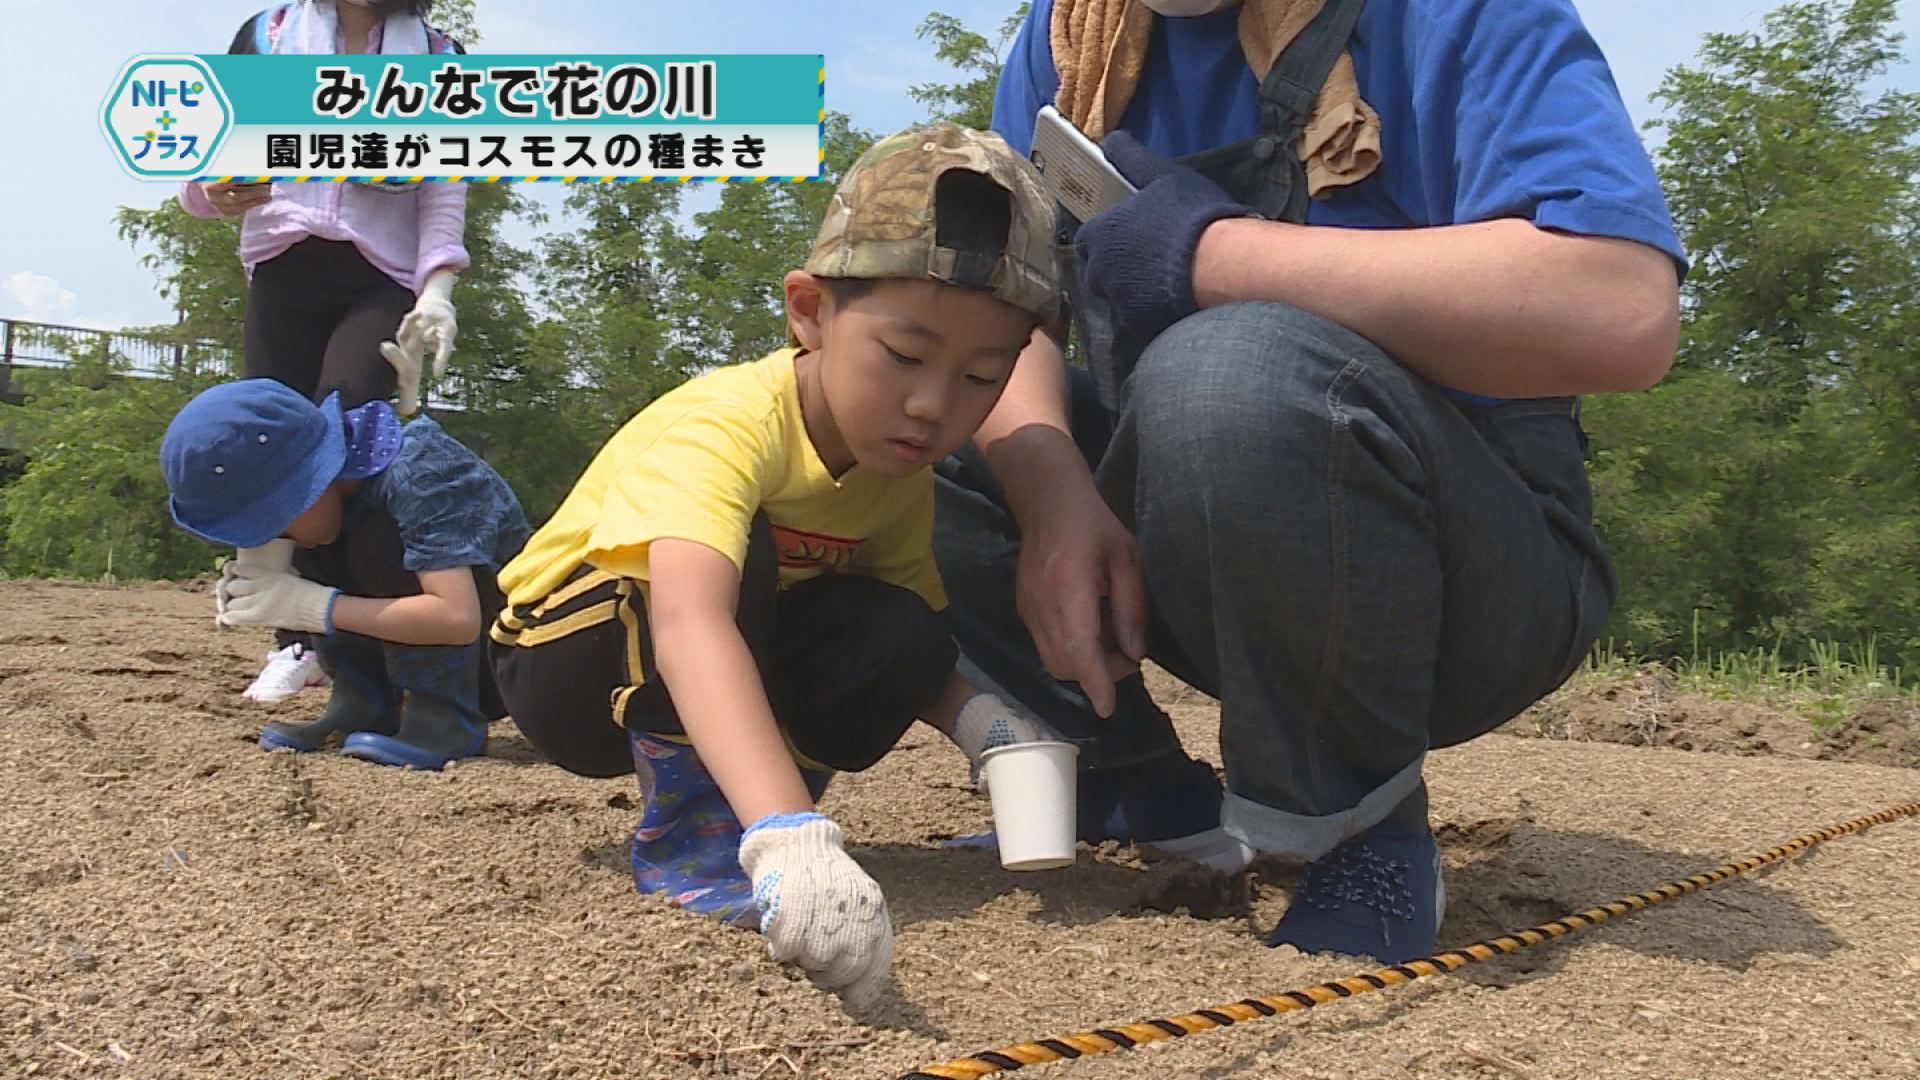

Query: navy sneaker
[{"left": 1269, "top": 820, "right": 1444, "bottom": 964}]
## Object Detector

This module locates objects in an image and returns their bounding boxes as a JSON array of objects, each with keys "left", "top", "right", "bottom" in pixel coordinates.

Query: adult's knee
[
  {"left": 1125, "top": 302, "right": 1394, "bottom": 465},
  {"left": 1116, "top": 304, "right": 1380, "bottom": 506}
]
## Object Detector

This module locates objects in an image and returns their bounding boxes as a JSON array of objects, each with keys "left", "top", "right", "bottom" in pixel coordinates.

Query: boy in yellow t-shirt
[{"left": 489, "top": 124, "right": 1061, "bottom": 1008}]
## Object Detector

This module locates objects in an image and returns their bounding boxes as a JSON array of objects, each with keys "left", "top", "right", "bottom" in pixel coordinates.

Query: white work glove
[
  {"left": 382, "top": 269, "right": 458, "bottom": 416},
  {"left": 218, "top": 540, "right": 297, "bottom": 627},
  {"left": 217, "top": 565, "right": 339, "bottom": 634},
  {"left": 950, "top": 692, "right": 1054, "bottom": 790},
  {"left": 736, "top": 812, "right": 893, "bottom": 1008},
  {"left": 214, "top": 561, "right": 236, "bottom": 626},
  {"left": 213, "top": 560, "right": 253, "bottom": 622}
]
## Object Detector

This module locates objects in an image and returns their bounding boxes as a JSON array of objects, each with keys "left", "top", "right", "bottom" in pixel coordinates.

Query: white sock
[{"left": 950, "top": 693, "right": 1037, "bottom": 762}]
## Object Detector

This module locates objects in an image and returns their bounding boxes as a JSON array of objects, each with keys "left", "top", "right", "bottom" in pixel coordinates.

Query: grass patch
[{"left": 1582, "top": 627, "right": 1915, "bottom": 734}]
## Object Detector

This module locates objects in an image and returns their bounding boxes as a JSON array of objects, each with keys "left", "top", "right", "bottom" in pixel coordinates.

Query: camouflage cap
[{"left": 804, "top": 124, "right": 1061, "bottom": 323}]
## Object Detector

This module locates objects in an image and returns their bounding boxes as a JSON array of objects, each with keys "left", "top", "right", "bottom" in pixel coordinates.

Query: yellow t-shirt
[{"left": 499, "top": 348, "right": 947, "bottom": 612}]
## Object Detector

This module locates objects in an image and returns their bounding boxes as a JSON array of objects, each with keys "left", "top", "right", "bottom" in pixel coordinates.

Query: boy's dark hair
[{"left": 822, "top": 169, "right": 1015, "bottom": 309}]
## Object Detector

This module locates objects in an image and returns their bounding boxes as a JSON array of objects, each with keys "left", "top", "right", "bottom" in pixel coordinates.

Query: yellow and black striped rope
[{"left": 901, "top": 798, "right": 1920, "bottom": 1080}]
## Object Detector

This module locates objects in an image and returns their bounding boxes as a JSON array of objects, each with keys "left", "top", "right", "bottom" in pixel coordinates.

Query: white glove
[
  {"left": 217, "top": 565, "right": 339, "bottom": 634},
  {"left": 219, "top": 541, "right": 295, "bottom": 626},
  {"left": 383, "top": 269, "right": 458, "bottom": 416},
  {"left": 214, "top": 560, "right": 238, "bottom": 626},
  {"left": 950, "top": 692, "right": 1054, "bottom": 791},
  {"left": 737, "top": 812, "right": 893, "bottom": 1008}
]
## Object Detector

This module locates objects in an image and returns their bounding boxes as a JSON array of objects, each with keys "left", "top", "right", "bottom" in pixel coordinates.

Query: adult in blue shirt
[{"left": 933, "top": 0, "right": 1685, "bottom": 963}]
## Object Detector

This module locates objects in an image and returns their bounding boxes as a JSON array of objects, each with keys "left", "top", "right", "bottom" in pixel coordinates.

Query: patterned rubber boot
[{"left": 627, "top": 730, "right": 761, "bottom": 928}]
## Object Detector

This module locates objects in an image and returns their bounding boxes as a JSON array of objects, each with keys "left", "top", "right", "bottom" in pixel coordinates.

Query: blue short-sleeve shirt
[
  {"left": 357, "top": 415, "right": 529, "bottom": 574},
  {"left": 993, "top": 0, "right": 1686, "bottom": 272}
]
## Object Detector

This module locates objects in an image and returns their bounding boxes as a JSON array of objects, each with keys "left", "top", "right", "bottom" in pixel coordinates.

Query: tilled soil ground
[{"left": 4, "top": 581, "right": 1918, "bottom": 1079}]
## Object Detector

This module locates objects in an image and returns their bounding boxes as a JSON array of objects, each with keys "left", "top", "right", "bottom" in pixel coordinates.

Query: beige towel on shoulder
[{"left": 1050, "top": 0, "right": 1380, "bottom": 196}]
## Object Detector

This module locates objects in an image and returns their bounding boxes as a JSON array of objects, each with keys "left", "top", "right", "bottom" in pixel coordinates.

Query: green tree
[
  {"left": 1592, "top": 0, "right": 1920, "bottom": 665},
  {"left": 910, "top": 5, "right": 1030, "bottom": 129},
  {"left": 434, "top": 0, "right": 479, "bottom": 43},
  {"left": 661, "top": 113, "right": 878, "bottom": 370},
  {"left": 0, "top": 346, "right": 218, "bottom": 581},
  {"left": 112, "top": 205, "right": 249, "bottom": 357},
  {"left": 535, "top": 182, "right": 687, "bottom": 425},
  {"left": 1654, "top": 0, "right": 1920, "bottom": 423}
]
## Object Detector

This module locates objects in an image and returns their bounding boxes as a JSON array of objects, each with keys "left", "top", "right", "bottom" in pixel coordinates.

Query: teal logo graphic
[{"left": 103, "top": 56, "right": 233, "bottom": 178}]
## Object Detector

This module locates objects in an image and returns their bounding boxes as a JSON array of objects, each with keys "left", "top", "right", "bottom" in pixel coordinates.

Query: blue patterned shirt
[{"left": 355, "top": 415, "right": 528, "bottom": 573}]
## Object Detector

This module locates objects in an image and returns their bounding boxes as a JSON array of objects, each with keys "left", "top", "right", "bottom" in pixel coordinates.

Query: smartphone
[{"left": 1029, "top": 105, "right": 1137, "bottom": 222}]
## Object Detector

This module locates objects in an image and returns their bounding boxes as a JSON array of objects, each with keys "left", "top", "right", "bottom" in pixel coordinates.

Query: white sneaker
[{"left": 242, "top": 643, "right": 329, "bottom": 704}]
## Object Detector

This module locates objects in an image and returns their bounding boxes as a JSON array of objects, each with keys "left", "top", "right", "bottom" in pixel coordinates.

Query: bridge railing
[
  {"left": 1, "top": 318, "right": 241, "bottom": 393},
  {"left": 0, "top": 318, "right": 465, "bottom": 411}
]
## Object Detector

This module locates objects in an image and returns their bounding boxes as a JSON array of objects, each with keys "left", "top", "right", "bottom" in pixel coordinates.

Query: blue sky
[{"left": 2, "top": 0, "right": 1916, "bottom": 330}]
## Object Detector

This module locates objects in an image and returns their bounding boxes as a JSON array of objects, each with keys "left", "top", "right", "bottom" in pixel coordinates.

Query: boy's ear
[{"left": 783, "top": 270, "right": 828, "bottom": 352}]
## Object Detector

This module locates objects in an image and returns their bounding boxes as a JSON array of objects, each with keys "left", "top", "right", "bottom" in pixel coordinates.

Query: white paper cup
[
  {"left": 233, "top": 539, "right": 295, "bottom": 573},
  {"left": 979, "top": 740, "right": 1079, "bottom": 871}
]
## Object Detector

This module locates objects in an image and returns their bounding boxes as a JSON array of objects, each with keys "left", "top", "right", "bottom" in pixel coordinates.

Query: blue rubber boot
[
  {"left": 341, "top": 640, "right": 486, "bottom": 770},
  {"left": 1269, "top": 784, "right": 1444, "bottom": 964},
  {"left": 259, "top": 635, "right": 397, "bottom": 752},
  {"left": 626, "top": 730, "right": 761, "bottom": 927},
  {"left": 340, "top": 697, "right": 485, "bottom": 769}
]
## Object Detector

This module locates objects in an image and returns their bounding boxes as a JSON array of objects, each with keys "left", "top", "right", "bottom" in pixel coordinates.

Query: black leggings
[
  {"left": 245, "top": 237, "right": 409, "bottom": 652},
  {"left": 243, "top": 237, "right": 407, "bottom": 409},
  {"left": 491, "top": 518, "right": 958, "bottom": 778}
]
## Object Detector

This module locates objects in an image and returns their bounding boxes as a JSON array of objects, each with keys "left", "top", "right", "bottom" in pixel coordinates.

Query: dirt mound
[
  {"left": 4, "top": 582, "right": 1919, "bottom": 1079},
  {"left": 1507, "top": 669, "right": 1920, "bottom": 767}
]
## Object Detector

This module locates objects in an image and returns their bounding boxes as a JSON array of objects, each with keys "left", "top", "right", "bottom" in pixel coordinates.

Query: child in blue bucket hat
[{"left": 161, "top": 378, "right": 529, "bottom": 769}]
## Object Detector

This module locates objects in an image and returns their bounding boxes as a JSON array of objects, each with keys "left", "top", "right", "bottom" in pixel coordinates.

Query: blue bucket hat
[{"left": 160, "top": 379, "right": 402, "bottom": 548}]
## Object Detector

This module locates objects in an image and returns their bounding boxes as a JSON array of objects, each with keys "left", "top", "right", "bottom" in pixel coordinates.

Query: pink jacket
[
  {"left": 177, "top": 10, "right": 470, "bottom": 293},
  {"left": 179, "top": 179, "right": 470, "bottom": 294}
]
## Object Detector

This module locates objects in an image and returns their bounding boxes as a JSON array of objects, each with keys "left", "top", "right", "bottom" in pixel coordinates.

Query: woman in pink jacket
[{"left": 181, "top": 0, "right": 472, "bottom": 703}]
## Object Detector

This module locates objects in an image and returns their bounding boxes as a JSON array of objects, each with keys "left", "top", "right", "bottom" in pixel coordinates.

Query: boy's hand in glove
[
  {"left": 217, "top": 566, "right": 338, "bottom": 634},
  {"left": 737, "top": 811, "right": 893, "bottom": 1008}
]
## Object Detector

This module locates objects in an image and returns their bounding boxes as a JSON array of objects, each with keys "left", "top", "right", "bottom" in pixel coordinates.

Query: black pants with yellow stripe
[{"left": 488, "top": 516, "right": 957, "bottom": 779}]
